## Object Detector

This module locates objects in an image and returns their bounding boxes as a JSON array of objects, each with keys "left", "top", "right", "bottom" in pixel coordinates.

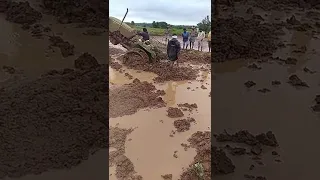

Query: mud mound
[
  {"left": 110, "top": 47, "right": 125, "bottom": 55},
  {"left": 214, "top": 130, "right": 279, "bottom": 147},
  {"left": 167, "top": 107, "right": 184, "bottom": 118},
  {"left": 42, "top": 0, "right": 108, "bottom": 28},
  {"left": 109, "top": 79, "right": 166, "bottom": 118},
  {"left": 178, "top": 103, "right": 198, "bottom": 111},
  {"left": 121, "top": 56, "right": 199, "bottom": 82},
  {"left": 178, "top": 50, "right": 211, "bottom": 64},
  {"left": 0, "top": 62, "right": 108, "bottom": 178},
  {"left": 74, "top": 52, "right": 99, "bottom": 70},
  {"left": 49, "top": 35, "right": 75, "bottom": 57},
  {"left": 173, "top": 118, "right": 195, "bottom": 132},
  {"left": 5, "top": 1, "right": 42, "bottom": 25},
  {"left": 212, "top": 17, "right": 278, "bottom": 62},
  {"left": 180, "top": 131, "right": 212, "bottom": 180}
]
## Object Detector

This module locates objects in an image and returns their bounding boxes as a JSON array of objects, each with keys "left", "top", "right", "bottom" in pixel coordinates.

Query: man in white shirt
[{"left": 197, "top": 30, "right": 205, "bottom": 51}]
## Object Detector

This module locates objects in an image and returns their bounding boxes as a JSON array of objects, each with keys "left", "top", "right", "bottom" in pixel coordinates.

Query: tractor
[{"left": 109, "top": 9, "right": 166, "bottom": 63}]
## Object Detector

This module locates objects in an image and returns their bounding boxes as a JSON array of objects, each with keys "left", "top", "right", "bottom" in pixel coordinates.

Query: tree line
[{"left": 127, "top": 15, "right": 211, "bottom": 32}]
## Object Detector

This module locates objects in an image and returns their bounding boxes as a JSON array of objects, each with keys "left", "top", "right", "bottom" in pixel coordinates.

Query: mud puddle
[
  {"left": 213, "top": 1, "right": 320, "bottom": 179},
  {"left": 109, "top": 52, "right": 211, "bottom": 179}
]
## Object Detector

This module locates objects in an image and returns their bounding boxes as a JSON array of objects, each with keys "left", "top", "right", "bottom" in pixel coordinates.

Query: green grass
[{"left": 134, "top": 26, "right": 192, "bottom": 36}]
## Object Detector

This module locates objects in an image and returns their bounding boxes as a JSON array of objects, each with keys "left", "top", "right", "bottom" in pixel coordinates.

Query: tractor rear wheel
[{"left": 123, "top": 48, "right": 150, "bottom": 64}]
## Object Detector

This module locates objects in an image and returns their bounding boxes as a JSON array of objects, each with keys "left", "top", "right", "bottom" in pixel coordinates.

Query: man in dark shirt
[
  {"left": 167, "top": 34, "right": 181, "bottom": 66},
  {"left": 137, "top": 28, "right": 150, "bottom": 42}
]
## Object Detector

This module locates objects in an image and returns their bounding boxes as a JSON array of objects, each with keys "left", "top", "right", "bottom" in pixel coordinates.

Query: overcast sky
[{"left": 109, "top": 0, "right": 211, "bottom": 26}]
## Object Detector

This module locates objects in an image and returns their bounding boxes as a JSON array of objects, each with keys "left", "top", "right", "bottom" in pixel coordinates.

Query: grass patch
[{"left": 134, "top": 26, "right": 192, "bottom": 36}]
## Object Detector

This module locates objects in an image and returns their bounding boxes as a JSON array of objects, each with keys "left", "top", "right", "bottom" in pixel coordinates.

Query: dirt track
[{"left": 213, "top": 0, "right": 320, "bottom": 179}]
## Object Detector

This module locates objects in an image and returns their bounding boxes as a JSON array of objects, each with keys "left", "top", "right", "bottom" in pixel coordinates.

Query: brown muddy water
[
  {"left": 109, "top": 43, "right": 211, "bottom": 179},
  {"left": 213, "top": 2, "right": 320, "bottom": 180},
  {"left": 0, "top": 10, "right": 109, "bottom": 180}
]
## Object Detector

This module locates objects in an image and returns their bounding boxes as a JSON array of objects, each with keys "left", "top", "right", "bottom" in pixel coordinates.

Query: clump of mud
[
  {"left": 110, "top": 47, "right": 125, "bottom": 55},
  {"left": 5, "top": 1, "right": 42, "bottom": 25},
  {"left": 0, "top": 58, "right": 108, "bottom": 177},
  {"left": 110, "top": 61, "right": 123, "bottom": 70},
  {"left": 42, "top": 0, "right": 108, "bottom": 28},
  {"left": 2, "top": 65, "right": 15, "bottom": 74},
  {"left": 244, "top": 81, "right": 256, "bottom": 88},
  {"left": 161, "top": 174, "right": 173, "bottom": 180},
  {"left": 109, "top": 79, "right": 166, "bottom": 118},
  {"left": 167, "top": 107, "right": 184, "bottom": 118},
  {"left": 173, "top": 118, "right": 195, "bottom": 132},
  {"left": 180, "top": 131, "right": 212, "bottom": 179},
  {"left": 178, "top": 50, "right": 211, "bottom": 64},
  {"left": 212, "top": 17, "right": 279, "bottom": 62},
  {"left": 74, "top": 52, "right": 99, "bottom": 70},
  {"left": 49, "top": 35, "right": 75, "bottom": 57},
  {"left": 311, "top": 95, "right": 320, "bottom": 112},
  {"left": 214, "top": 130, "right": 279, "bottom": 147},
  {"left": 288, "top": 75, "right": 309, "bottom": 87},
  {"left": 212, "top": 146, "right": 235, "bottom": 175},
  {"left": 120, "top": 55, "right": 199, "bottom": 82},
  {"left": 24, "top": 23, "right": 52, "bottom": 38},
  {"left": 178, "top": 103, "right": 198, "bottom": 111}
]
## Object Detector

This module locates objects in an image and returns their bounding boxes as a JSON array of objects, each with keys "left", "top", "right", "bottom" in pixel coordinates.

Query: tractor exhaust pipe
[{"left": 118, "top": 8, "right": 129, "bottom": 31}]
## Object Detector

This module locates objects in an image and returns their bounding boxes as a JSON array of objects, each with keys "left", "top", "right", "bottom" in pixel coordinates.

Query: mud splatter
[{"left": 167, "top": 107, "right": 184, "bottom": 118}]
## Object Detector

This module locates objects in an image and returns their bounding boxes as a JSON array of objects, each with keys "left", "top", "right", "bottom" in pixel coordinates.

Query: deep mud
[
  {"left": 110, "top": 47, "right": 125, "bottom": 55},
  {"left": 0, "top": 56, "right": 108, "bottom": 178},
  {"left": 212, "top": 17, "right": 279, "bottom": 62},
  {"left": 42, "top": 0, "right": 108, "bottom": 28},
  {"left": 109, "top": 79, "right": 166, "bottom": 118},
  {"left": 178, "top": 50, "right": 211, "bottom": 64},
  {"left": 179, "top": 131, "right": 211, "bottom": 180},
  {"left": 120, "top": 55, "right": 199, "bottom": 83}
]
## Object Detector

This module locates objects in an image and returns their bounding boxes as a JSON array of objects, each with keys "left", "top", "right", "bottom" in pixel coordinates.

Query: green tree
[
  {"left": 130, "top": 21, "right": 135, "bottom": 26},
  {"left": 197, "top": 15, "right": 211, "bottom": 33}
]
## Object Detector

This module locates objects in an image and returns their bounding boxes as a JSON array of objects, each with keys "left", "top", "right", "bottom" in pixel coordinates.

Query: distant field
[{"left": 134, "top": 26, "right": 192, "bottom": 36}]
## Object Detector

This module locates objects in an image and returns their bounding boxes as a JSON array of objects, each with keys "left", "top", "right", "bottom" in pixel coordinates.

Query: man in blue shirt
[{"left": 181, "top": 28, "right": 190, "bottom": 49}]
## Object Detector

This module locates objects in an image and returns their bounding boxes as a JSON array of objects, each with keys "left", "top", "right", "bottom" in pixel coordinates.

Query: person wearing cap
[
  {"left": 137, "top": 28, "right": 150, "bottom": 42},
  {"left": 197, "top": 29, "right": 205, "bottom": 51},
  {"left": 167, "top": 34, "right": 181, "bottom": 66},
  {"left": 189, "top": 27, "right": 197, "bottom": 49},
  {"left": 207, "top": 31, "right": 211, "bottom": 52},
  {"left": 181, "top": 28, "right": 190, "bottom": 49}
]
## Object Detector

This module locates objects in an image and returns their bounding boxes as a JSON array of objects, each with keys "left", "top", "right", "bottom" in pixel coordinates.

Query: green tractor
[{"left": 109, "top": 9, "right": 166, "bottom": 63}]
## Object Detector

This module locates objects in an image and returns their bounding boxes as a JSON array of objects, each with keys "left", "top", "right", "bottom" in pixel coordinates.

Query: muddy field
[
  {"left": 213, "top": 0, "right": 320, "bottom": 179},
  {"left": 109, "top": 35, "right": 211, "bottom": 179},
  {"left": 0, "top": 0, "right": 110, "bottom": 179}
]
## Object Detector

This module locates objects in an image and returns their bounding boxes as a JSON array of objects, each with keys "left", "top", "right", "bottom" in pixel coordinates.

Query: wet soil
[
  {"left": 167, "top": 107, "right": 184, "bottom": 118},
  {"left": 173, "top": 118, "right": 195, "bottom": 132},
  {"left": 213, "top": 0, "right": 320, "bottom": 179},
  {"left": 0, "top": 58, "right": 108, "bottom": 178},
  {"left": 42, "top": 0, "right": 108, "bottom": 28},
  {"left": 179, "top": 131, "right": 211, "bottom": 180},
  {"left": 5, "top": 1, "right": 42, "bottom": 25},
  {"left": 119, "top": 54, "right": 200, "bottom": 83},
  {"left": 49, "top": 35, "right": 75, "bottom": 57},
  {"left": 109, "top": 79, "right": 166, "bottom": 118}
]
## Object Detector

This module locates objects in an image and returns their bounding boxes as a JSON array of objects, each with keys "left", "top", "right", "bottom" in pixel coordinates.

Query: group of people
[
  {"left": 165, "top": 26, "right": 211, "bottom": 52},
  {"left": 135, "top": 26, "right": 211, "bottom": 66}
]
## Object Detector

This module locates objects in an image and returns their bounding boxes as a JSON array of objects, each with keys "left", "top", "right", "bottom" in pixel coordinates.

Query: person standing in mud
[
  {"left": 207, "top": 31, "right": 211, "bottom": 52},
  {"left": 197, "top": 30, "right": 205, "bottom": 51},
  {"left": 167, "top": 34, "right": 181, "bottom": 66},
  {"left": 189, "top": 27, "right": 197, "bottom": 49},
  {"left": 181, "top": 28, "right": 190, "bottom": 49},
  {"left": 137, "top": 28, "right": 150, "bottom": 42}
]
